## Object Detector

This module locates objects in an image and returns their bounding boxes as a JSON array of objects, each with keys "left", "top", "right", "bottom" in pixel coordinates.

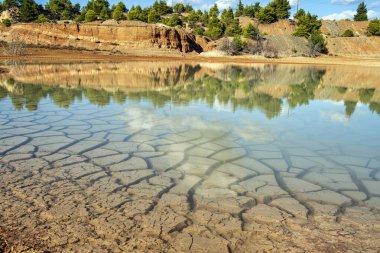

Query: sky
[{"left": 37, "top": 0, "right": 380, "bottom": 20}]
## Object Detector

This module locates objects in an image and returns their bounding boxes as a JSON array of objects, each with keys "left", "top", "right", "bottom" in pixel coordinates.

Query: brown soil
[{"left": 1, "top": 47, "right": 380, "bottom": 67}]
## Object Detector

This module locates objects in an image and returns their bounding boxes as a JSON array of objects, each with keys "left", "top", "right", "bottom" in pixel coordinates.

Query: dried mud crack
[{"left": 0, "top": 91, "right": 379, "bottom": 253}]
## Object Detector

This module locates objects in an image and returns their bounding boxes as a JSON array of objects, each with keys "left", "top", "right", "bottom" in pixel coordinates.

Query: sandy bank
[{"left": 1, "top": 47, "right": 380, "bottom": 67}]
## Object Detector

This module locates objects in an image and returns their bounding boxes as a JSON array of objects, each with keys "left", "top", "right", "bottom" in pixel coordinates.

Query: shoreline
[{"left": 1, "top": 47, "right": 380, "bottom": 67}]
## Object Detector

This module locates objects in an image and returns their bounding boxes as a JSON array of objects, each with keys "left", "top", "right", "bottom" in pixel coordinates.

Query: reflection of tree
[
  {"left": 83, "top": 88, "right": 111, "bottom": 107},
  {"left": 288, "top": 69, "right": 326, "bottom": 108},
  {"left": 359, "top": 89, "right": 375, "bottom": 104},
  {"left": 369, "top": 102, "right": 380, "bottom": 115},
  {"left": 126, "top": 72, "right": 283, "bottom": 119},
  {"left": 337, "top": 87, "right": 347, "bottom": 94},
  {"left": 0, "top": 85, "right": 8, "bottom": 100},
  {"left": 344, "top": 101, "right": 357, "bottom": 118},
  {"left": 50, "top": 87, "right": 82, "bottom": 108},
  {"left": 0, "top": 65, "right": 378, "bottom": 119},
  {"left": 6, "top": 81, "right": 48, "bottom": 111},
  {"left": 113, "top": 90, "right": 127, "bottom": 104}
]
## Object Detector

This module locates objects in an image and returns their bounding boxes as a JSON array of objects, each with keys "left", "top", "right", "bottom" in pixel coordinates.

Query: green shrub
[
  {"left": 242, "top": 23, "right": 259, "bottom": 39},
  {"left": 308, "top": 31, "right": 328, "bottom": 54},
  {"left": 2, "top": 18, "right": 11, "bottom": 27},
  {"left": 367, "top": 19, "right": 380, "bottom": 36},
  {"left": 37, "top": 14, "right": 49, "bottom": 23},
  {"left": 232, "top": 35, "right": 244, "bottom": 52},
  {"left": 148, "top": 9, "right": 160, "bottom": 23},
  {"left": 205, "top": 17, "right": 224, "bottom": 39},
  {"left": 99, "top": 6, "right": 110, "bottom": 20},
  {"left": 165, "top": 14, "right": 182, "bottom": 27},
  {"left": 85, "top": 10, "right": 97, "bottom": 22},
  {"left": 193, "top": 27, "right": 204, "bottom": 36},
  {"left": 293, "top": 12, "right": 322, "bottom": 38},
  {"left": 112, "top": 5, "right": 124, "bottom": 21},
  {"left": 224, "top": 19, "right": 242, "bottom": 36},
  {"left": 341, "top": 29, "right": 354, "bottom": 37},
  {"left": 257, "top": 5, "right": 277, "bottom": 23}
]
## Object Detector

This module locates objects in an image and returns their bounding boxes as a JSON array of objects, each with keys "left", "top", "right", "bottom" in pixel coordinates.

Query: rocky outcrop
[{"left": 0, "top": 22, "right": 203, "bottom": 54}]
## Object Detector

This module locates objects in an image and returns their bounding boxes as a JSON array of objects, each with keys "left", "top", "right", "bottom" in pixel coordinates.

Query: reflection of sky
[
  {"left": 122, "top": 102, "right": 275, "bottom": 142},
  {"left": 1, "top": 91, "right": 380, "bottom": 158}
]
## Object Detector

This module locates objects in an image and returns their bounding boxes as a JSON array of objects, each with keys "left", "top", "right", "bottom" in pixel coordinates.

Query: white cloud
[
  {"left": 331, "top": 0, "right": 360, "bottom": 4},
  {"left": 199, "top": 0, "right": 237, "bottom": 11},
  {"left": 322, "top": 10, "right": 355, "bottom": 20},
  {"left": 320, "top": 110, "right": 349, "bottom": 124},
  {"left": 368, "top": 10, "right": 380, "bottom": 19},
  {"left": 215, "top": 0, "right": 238, "bottom": 10},
  {"left": 289, "top": 0, "right": 298, "bottom": 7},
  {"left": 322, "top": 9, "right": 380, "bottom": 20}
]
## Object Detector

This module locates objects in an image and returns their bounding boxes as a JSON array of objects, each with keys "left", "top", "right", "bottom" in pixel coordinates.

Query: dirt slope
[{"left": 0, "top": 22, "right": 202, "bottom": 54}]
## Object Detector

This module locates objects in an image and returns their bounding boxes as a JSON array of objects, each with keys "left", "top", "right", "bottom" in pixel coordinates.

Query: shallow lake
[{"left": 0, "top": 62, "right": 379, "bottom": 252}]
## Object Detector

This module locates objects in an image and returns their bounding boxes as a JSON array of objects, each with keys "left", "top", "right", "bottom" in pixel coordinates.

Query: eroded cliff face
[{"left": 0, "top": 22, "right": 203, "bottom": 54}]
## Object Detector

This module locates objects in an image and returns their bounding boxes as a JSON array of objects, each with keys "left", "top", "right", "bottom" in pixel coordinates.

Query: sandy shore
[{"left": 0, "top": 47, "right": 380, "bottom": 67}]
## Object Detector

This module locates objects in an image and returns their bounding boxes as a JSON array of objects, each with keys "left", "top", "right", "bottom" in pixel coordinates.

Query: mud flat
[{"left": 1, "top": 47, "right": 380, "bottom": 67}]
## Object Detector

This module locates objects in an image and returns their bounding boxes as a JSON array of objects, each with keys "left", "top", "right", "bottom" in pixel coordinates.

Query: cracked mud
[{"left": 0, "top": 63, "right": 380, "bottom": 252}]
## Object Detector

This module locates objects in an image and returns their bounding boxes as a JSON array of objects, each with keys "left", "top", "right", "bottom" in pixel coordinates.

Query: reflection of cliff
[
  {"left": 0, "top": 62, "right": 380, "bottom": 118},
  {"left": 0, "top": 62, "right": 204, "bottom": 91}
]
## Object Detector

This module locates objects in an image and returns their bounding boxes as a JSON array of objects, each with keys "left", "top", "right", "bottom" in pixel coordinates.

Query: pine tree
[
  {"left": 257, "top": 5, "right": 277, "bottom": 23},
  {"left": 61, "top": 9, "right": 70, "bottom": 20},
  {"left": 185, "top": 4, "right": 193, "bottom": 12},
  {"left": 209, "top": 4, "right": 219, "bottom": 18},
  {"left": 293, "top": 12, "right": 321, "bottom": 37},
  {"left": 3, "top": 0, "right": 19, "bottom": 9},
  {"left": 294, "top": 8, "right": 305, "bottom": 20},
  {"left": 112, "top": 5, "right": 124, "bottom": 20},
  {"left": 20, "top": 0, "right": 39, "bottom": 22},
  {"left": 188, "top": 10, "right": 199, "bottom": 28},
  {"left": 274, "top": 0, "right": 291, "bottom": 19},
  {"left": 100, "top": 5, "right": 110, "bottom": 20},
  {"left": 235, "top": 0, "right": 244, "bottom": 17},
  {"left": 148, "top": 8, "right": 160, "bottom": 23},
  {"left": 221, "top": 8, "right": 234, "bottom": 24},
  {"left": 85, "top": 9, "right": 97, "bottom": 22},
  {"left": 243, "top": 23, "right": 259, "bottom": 39},
  {"left": 173, "top": 3, "right": 184, "bottom": 14},
  {"left": 354, "top": 2, "right": 368, "bottom": 21}
]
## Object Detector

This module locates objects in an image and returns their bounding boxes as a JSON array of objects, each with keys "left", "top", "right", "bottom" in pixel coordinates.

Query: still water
[{"left": 0, "top": 62, "right": 379, "bottom": 252}]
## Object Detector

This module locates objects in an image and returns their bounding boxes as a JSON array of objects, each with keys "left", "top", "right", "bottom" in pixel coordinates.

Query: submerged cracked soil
[
  {"left": 0, "top": 62, "right": 380, "bottom": 252},
  {"left": 0, "top": 104, "right": 379, "bottom": 253}
]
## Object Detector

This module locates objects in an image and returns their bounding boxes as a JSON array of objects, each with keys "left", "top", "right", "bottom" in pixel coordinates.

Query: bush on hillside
[
  {"left": 112, "top": 5, "right": 124, "bottom": 21},
  {"left": 193, "top": 27, "right": 204, "bottom": 36},
  {"left": 242, "top": 23, "right": 260, "bottom": 39},
  {"left": 37, "top": 14, "right": 49, "bottom": 23},
  {"left": 232, "top": 35, "right": 244, "bottom": 52},
  {"left": 308, "top": 30, "right": 328, "bottom": 55},
  {"left": 165, "top": 14, "right": 182, "bottom": 27},
  {"left": 148, "top": 9, "right": 160, "bottom": 23},
  {"left": 367, "top": 19, "right": 380, "bottom": 36},
  {"left": 2, "top": 18, "right": 11, "bottom": 27},
  {"left": 205, "top": 17, "right": 224, "bottom": 39},
  {"left": 257, "top": 5, "right": 277, "bottom": 23},
  {"left": 341, "top": 29, "right": 354, "bottom": 37},
  {"left": 85, "top": 9, "right": 97, "bottom": 22},
  {"left": 224, "top": 19, "right": 242, "bottom": 36},
  {"left": 293, "top": 12, "right": 321, "bottom": 37}
]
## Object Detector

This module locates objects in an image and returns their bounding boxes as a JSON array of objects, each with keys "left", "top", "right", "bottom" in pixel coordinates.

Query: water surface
[{"left": 0, "top": 62, "right": 379, "bottom": 252}]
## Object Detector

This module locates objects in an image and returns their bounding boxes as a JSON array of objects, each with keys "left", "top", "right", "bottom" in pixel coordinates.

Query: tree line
[{"left": 1, "top": 0, "right": 379, "bottom": 53}]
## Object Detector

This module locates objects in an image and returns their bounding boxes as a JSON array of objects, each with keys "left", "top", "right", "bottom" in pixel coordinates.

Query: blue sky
[{"left": 37, "top": 0, "right": 380, "bottom": 20}]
